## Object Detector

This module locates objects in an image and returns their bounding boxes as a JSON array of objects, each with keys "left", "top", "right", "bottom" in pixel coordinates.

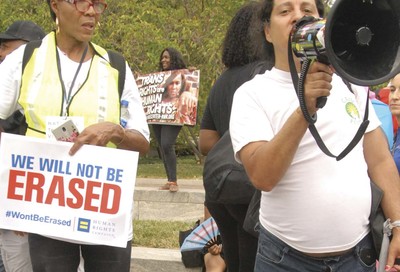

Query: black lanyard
[
  {"left": 287, "top": 34, "right": 370, "bottom": 161},
  {"left": 56, "top": 45, "right": 89, "bottom": 116}
]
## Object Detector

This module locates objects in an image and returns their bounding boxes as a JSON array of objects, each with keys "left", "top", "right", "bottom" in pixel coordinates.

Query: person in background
[
  {"left": 388, "top": 73, "right": 400, "bottom": 174},
  {"left": 0, "top": 20, "right": 45, "bottom": 64},
  {"left": 378, "top": 86, "right": 399, "bottom": 141},
  {"left": 200, "top": 207, "right": 226, "bottom": 272},
  {"left": 0, "top": 0, "right": 149, "bottom": 271},
  {"left": 369, "top": 89, "right": 394, "bottom": 149},
  {"left": 203, "top": 243, "right": 226, "bottom": 272},
  {"left": 229, "top": 0, "right": 400, "bottom": 271},
  {"left": 0, "top": 19, "right": 45, "bottom": 272},
  {"left": 154, "top": 47, "right": 195, "bottom": 192},
  {"left": 199, "top": 1, "right": 271, "bottom": 271}
]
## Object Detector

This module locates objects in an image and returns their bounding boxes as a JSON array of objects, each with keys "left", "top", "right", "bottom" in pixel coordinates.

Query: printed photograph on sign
[{"left": 136, "top": 69, "right": 200, "bottom": 126}]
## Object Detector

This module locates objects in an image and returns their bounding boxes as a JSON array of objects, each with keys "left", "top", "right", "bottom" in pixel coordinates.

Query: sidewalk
[
  {"left": 135, "top": 177, "right": 204, "bottom": 191},
  {"left": 134, "top": 178, "right": 205, "bottom": 221},
  {"left": 130, "top": 247, "right": 201, "bottom": 272},
  {"left": 131, "top": 178, "right": 205, "bottom": 271}
]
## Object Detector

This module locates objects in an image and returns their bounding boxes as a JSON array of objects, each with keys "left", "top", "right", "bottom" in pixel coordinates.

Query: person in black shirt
[{"left": 199, "top": 2, "right": 271, "bottom": 271}]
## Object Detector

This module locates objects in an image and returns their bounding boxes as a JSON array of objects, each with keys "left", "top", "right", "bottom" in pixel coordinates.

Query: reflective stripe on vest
[{"left": 20, "top": 32, "right": 120, "bottom": 147}]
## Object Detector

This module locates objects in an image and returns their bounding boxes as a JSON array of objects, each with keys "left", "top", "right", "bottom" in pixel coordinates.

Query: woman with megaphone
[{"left": 229, "top": 0, "right": 400, "bottom": 271}]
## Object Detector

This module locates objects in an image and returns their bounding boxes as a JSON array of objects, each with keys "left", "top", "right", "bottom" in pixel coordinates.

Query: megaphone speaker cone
[{"left": 325, "top": 0, "right": 400, "bottom": 86}]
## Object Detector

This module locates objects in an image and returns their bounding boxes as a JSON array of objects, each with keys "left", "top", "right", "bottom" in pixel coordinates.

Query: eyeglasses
[{"left": 64, "top": 0, "right": 107, "bottom": 14}]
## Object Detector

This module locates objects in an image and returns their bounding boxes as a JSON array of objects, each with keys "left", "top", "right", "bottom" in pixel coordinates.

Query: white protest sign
[{"left": 0, "top": 133, "right": 138, "bottom": 248}]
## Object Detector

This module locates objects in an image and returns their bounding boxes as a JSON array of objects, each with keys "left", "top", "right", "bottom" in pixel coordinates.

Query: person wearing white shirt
[
  {"left": 0, "top": 19, "right": 45, "bottom": 272},
  {"left": 229, "top": 0, "right": 400, "bottom": 271}
]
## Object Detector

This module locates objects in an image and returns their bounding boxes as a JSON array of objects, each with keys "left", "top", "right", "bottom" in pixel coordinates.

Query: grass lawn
[
  {"left": 133, "top": 154, "right": 204, "bottom": 249},
  {"left": 137, "top": 154, "right": 203, "bottom": 179},
  {"left": 133, "top": 220, "right": 195, "bottom": 249}
]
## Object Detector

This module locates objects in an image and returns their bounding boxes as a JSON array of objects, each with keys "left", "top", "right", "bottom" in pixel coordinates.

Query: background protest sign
[
  {"left": 136, "top": 69, "right": 200, "bottom": 126},
  {"left": 0, "top": 133, "right": 138, "bottom": 248}
]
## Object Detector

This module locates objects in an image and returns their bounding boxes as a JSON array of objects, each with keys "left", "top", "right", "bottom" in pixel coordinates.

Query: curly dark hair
[
  {"left": 159, "top": 47, "right": 187, "bottom": 71},
  {"left": 259, "top": 0, "right": 325, "bottom": 65},
  {"left": 222, "top": 1, "right": 269, "bottom": 68}
]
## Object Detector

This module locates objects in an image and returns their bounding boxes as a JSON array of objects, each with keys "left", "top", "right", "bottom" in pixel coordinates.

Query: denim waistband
[{"left": 259, "top": 224, "right": 372, "bottom": 260}]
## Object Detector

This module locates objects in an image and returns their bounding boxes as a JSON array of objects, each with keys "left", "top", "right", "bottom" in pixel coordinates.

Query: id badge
[{"left": 46, "top": 116, "right": 84, "bottom": 141}]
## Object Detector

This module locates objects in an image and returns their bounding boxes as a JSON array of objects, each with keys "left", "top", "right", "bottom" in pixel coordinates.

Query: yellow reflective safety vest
[{"left": 19, "top": 32, "right": 120, "bottom": 147}]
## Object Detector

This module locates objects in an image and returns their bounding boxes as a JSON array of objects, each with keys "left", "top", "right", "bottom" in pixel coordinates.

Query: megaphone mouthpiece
[{"left": 291, "top": 16, "right": 327, "bottom": 62}]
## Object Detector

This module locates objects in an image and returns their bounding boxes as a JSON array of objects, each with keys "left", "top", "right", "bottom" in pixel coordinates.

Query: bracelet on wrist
[{"left": 115, "top": 125, "right": 126, "bottom": 146}]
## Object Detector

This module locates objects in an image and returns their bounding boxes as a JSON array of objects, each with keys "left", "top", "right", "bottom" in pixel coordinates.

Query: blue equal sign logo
[{"left": 77, "top": 218, "right": 91, "bottom": 233}]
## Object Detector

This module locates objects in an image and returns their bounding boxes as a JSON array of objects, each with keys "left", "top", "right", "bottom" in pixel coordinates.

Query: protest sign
[
  {"left": 136, "top": 69, "right": 200, "bottom": 126},
  {"left": 0, "top": 133, "right": 138, "bottom": 248}
]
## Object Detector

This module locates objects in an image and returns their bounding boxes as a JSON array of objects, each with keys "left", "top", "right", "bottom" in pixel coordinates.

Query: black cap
[{"left": 0, "top": 20, "right": 46, "bottom": 42}]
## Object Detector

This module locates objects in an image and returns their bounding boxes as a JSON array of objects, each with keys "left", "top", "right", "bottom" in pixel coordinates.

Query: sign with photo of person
[{"left": 136, "top": 69, "right": 200, "bottom": 126}]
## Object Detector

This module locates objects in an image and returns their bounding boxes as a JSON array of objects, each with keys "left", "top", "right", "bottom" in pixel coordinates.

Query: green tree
[{"left": 0, "top": 0, "right": 247, "bottom": 152}]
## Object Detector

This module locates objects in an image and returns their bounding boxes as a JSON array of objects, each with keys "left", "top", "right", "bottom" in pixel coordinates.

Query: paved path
[
  {"left": 135, "top": 177, "right": 204, "bottom": 190},
  {"left": 131, "top": 178, "right": 205, "bottom": 271},
  {"left": 130, "top": 247, "right": 201, "bottom": 272}
]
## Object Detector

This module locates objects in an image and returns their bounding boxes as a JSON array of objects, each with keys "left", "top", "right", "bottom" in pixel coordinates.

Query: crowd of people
[{"left": 0, "top": 0, "right": 400, "bottom": 271}]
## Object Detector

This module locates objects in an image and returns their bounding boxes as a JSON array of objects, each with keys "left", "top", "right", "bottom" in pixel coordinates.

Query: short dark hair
[
  {"left": 221, "top": 1, "right": 269, "bottom": 68},
  {"left": 159, "top": 47, "right": 187, "bottom": 71},
  {"left": 46, "top": 0, "right": 57, "bottom": 22}
]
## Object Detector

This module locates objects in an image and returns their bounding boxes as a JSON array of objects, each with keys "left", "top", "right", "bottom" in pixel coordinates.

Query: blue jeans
[
  {"left": 152, "top": 124, "right": 182, "bottom": 181},
  {"left": 28, "top": 234, "right": 132, "bottom": 272},
  {"left": 255, "top": 225, "right": 376, "bottom": 272}
]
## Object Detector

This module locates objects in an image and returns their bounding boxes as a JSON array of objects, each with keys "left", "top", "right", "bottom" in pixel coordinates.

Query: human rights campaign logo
[{"left": 77, "top": 218, "right": 91, "bottom": 233}]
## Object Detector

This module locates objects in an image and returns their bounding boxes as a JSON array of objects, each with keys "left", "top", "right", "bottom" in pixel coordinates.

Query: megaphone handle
[
  {"left": 314, "top": 56, "right": 329, "bottom": 109},
  {"left": 316, "top": 96, "right": 327, "bottom": 108},
  {"left": 298, "top": 59, "right": 317, "bottom": 124}
]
